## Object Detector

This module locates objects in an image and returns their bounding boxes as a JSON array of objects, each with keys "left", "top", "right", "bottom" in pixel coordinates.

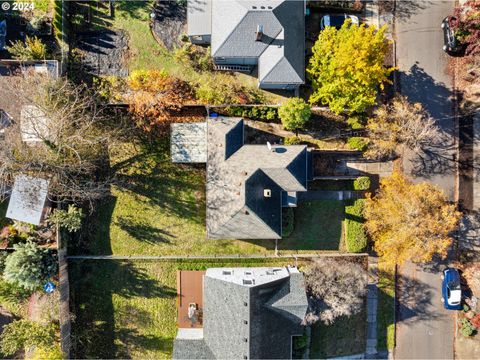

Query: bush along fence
[
  {"left": 345, "top": 199, "right": 368, "bottom": 253},
  {"left": 58, "top": 230, "right": 71, "bottom": 358}
]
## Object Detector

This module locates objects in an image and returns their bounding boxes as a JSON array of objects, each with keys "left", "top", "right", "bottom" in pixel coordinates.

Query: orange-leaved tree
[
  {"left": 364, "top": 172, "right": 461, "bottom": 265},
  {"left": 126, "top": 70, "right": 196, "bottom": 133}
]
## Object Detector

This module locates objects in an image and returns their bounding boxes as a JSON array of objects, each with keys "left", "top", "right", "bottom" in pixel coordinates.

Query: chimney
[{"left": 255, "top": 24, "right": 264, "bottom": 42}]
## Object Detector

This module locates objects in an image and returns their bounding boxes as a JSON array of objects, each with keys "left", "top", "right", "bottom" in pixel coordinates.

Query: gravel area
[{"left": 77, "top": 29, "right": 129, "bottom": 77}]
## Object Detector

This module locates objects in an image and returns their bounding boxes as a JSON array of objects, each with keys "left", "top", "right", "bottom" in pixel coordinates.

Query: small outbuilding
[
  {"left": 171, "top": 122, "right": 207, "bottom": 163},
  {"left": 6, "top": 175, "right": 50, "bottom": 225}
]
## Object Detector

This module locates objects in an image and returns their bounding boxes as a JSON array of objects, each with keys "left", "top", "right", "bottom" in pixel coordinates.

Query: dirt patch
[
  {"left": 76, "top": 29, "right": 129, "bottom": 77},
  {"left": 152, "top": 0, "right": 186, "bottom": 50}
]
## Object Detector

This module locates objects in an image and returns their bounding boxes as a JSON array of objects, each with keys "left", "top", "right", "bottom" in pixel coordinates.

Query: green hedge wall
[{"left": 345, "top": 199, "right": 368, "bottom": 253}]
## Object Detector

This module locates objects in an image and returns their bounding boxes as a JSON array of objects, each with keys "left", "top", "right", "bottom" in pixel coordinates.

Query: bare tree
[
  {"left": 303, "top": 258, "right": 368, "bottom": 325},
  {"left": 0, "top": 74, "right": 131, "bottom": 208},
  {"left": 365, "top": 96, "right": 441, "bottom": 160}
]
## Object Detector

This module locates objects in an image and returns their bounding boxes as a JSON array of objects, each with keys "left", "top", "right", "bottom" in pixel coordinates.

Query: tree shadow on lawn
[
  {"left": 115, "top": 141, "right": 206, "bottom": 227},
  {"left": 116, "top": 0, "right": 154, "bottom": 20},
  {"left": 115, "top": 216, "right": 175, "bottom": 244},
  {"left": 69, "top": 260, "right": 176, "bottom": 359}
]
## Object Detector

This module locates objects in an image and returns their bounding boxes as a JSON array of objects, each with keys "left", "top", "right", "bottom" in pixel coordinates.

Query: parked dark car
[
  {"left": 441, "top": 16, "right": 462, "bottom": 54},
  {"left": 320, "top": 14, "right": 359, "bottom": 30},
  {"left": 0, "top": 20, "right": 6, "bottom": 51},
  {"left": 441, "top": 268, "right": 462, "bottom": 310}
]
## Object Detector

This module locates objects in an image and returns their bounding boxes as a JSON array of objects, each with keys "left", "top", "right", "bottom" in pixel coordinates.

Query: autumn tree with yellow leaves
[
  {"left": 307, "top": 21, "right": 395, "bottom": 114},
  {"left": 364, "top": 172, "right": 461, "bottom": 265}
]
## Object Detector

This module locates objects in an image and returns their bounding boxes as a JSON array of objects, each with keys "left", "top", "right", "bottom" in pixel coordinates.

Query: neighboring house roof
[
  {"left": 171, "top": 122, "right": 207, "bottom": 163},
  {"left": 189, "top": 0, "right": 305, "bottom": 86},
  {"left": 187, "top": 0, "right": 212, "bottom": 36},
  {"left": 173, "top": 266, "right": 308, "bottom": 360},
  {"left": 206, "top": 117, "right": 307, "bottom": 239},
  {"left": 6, "top": 175, "right": 49, "bottom": 225}
]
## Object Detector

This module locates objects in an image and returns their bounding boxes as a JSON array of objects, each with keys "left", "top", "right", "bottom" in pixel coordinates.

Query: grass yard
[
  {"left": 79, "top": 140, "right": 275, "bottom": 256},
  {"left": 309, "top": 307, "right": 367, "bottom": 359},
  {"left": 69, "top": 258, "right": 297, "bottom": 359},
  {"left": 280, "top": 200, "right": 345, "bottom": 252},
  {"left": 377, "top": 260, "right": 395, "bottom": 350}
]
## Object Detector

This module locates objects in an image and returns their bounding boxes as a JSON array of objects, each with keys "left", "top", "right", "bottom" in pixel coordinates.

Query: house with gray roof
[
  {"left": 187, "top": 0, "right": 305, "bottom": 90},
  {"left": 173, "top": 266, "right": 308, "bottom": 359},
  {"left": 171, "top": 117, "right": 309, "bottom": 240}
]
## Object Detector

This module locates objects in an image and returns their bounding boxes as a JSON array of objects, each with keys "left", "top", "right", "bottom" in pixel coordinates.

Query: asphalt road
[
  {"left": 395, "top": 1, "right": 456, "bottom": 359},
  {"left": 397, "top": 0, "right": 457, "bottom": 201}
]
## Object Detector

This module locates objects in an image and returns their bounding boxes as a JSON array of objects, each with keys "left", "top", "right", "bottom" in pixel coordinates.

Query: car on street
[
  {"left": 320, "top": 14, "right": 359, "bottom": 30},
  {"left": 441, "top": 268, "right": 462, "bottom": 310},
  {"left": 441, "top": 16, "right": 463, "bottom": 54}
]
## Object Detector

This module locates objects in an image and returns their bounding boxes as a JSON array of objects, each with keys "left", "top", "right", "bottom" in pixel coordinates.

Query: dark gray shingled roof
[
  {"left": 206, "top": 117, "right": 308, "bottom": 239},
  {"left": 210, "top": 0, "right": 305, "bottom": 86},
  {"left": 172, "top": 338, "right": 215, "bottom": 359},
  {"left": 173, "top": 267, "right": 308, "bottom": 360}
]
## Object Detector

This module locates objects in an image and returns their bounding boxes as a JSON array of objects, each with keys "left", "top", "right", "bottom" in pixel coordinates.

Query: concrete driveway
[
  {"left": 395, "top": 1, "right": 457, "bottom": 359},
  {"left": 396, "top": 0, "right": 457, "bottom": 201}
]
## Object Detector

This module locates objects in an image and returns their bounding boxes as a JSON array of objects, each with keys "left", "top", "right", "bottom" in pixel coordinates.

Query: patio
[{"left": 177, "top": 270, "right": 205, "bottom": 329}]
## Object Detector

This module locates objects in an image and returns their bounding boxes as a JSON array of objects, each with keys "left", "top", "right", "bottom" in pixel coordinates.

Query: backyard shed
[
  {"left": 171, "top": 122, "right": 207, "bottom": 163},
  {"left": 6, "top": 175, "right": 50, "bottom": 225}
]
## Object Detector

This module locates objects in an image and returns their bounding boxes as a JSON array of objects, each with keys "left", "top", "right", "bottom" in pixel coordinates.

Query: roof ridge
[{"left": 213, "top": 10, "right": 283, "bottom": 57}]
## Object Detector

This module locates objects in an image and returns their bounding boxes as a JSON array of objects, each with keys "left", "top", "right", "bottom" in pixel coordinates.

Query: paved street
[
  {"left": 395, "top": 1, "right": 456, "bottom": 359},
  {"left": 397, "top": 0, "right": 457, "bottom": 201}
]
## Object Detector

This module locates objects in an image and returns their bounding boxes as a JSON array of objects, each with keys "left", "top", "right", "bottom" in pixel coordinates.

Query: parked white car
[{"left": 320, "top": 14, "right": 359, "bottom": 30}]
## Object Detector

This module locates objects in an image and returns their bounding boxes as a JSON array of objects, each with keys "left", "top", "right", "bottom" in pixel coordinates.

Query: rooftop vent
[
  {"left": 243, "top": 279, "right": 254, "bottom": 285},
  {"left": 255, "top": 24, "right": 264, "bottom": 42},
  {"left": 264, "top": 189, "right": 271, "bottom": 198},
  {"left": 222, "top": 270, "right": 232, "bottom": 275},
  {"left": 245, "top": 271, "right": 252, "bottom": 276}
]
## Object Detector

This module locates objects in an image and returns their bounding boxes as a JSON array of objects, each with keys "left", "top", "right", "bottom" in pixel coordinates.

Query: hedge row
[
  {"left": 345, "top": 199, "right": 368, "bottom": 253},
  {"left": 282, "top": 208, "right": 294, "bottom": 238},
  {"left": 223, "top": 106, "right": 279, "bottom": 122}
]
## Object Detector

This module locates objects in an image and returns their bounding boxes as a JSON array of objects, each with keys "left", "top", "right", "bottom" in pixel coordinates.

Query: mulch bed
[{"left": 152, "top": 0, "right": 186, "bottom": 50}]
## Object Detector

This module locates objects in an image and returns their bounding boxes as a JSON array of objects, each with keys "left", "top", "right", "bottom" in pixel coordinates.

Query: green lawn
[
  {"left": 80, "top": 140, "right": 275, "bottom": 256},
  {"left": 309, "top": 307, "right": 367, "bottom": 358},
  {"left": 69, "top": 258, "right": 296, "bottom": 359},
  {"left": 78, "top": 141, "right": 349, "bottom": 256},
  {"left": 280, "top": 200, "right": 345, "bottom": 252},
  {"left": 377, "top": 260, "right": 395, "bottom": 351}
]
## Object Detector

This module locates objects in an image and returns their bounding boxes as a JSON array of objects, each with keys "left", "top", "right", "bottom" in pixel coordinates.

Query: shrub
[
  {"left": 282, "top": 208, "right": 294, "bottom": 237},
  {"left": 278, "top": 98, "right": 311, "bottom": 135},
  {"left": 303, "top": 258, "right": 368, "bottom": 325},
  {"left": 223, "top": 106, "right": 277, "bottom": 121},
  {"left": 460, "top": 318, "right": 476, "bottom": 337},
  {"left": 0, "top": 279, "right": 31, "bottom": 316},
  {"left": 6, "top": 36, "right": 47, "bottom": 60},
  {"left": 0, "top": 320, "right": 57, "bottom": 356},
  {"left": 284, "top": 136, "right": 302, "bottom": 145},
  {"left": 47, "top": 204, "right": 84, "bottom": 232},
  {"left": 470, "top": 314, "right": 480, "bottom": 328},
  {"left": 3, "top": 242, "right": 58, "bottom": 291},
  {"left": 345, "top": 199, "right": 368, "bottom": 253},
  {"left": 30, "top": 345, "right": 63, "bottom": 360},
  {"left": 347, "top": 115, "right": 367, "bottom": 129},
  {"left": 127, "top": 69, "right": 169, "bottom": 91},
  {"left": 353, "top": 176, "right": 371, "bottom": 191},
  {"left": 347, "top": 137, "right": 369, "bottom": 152}
]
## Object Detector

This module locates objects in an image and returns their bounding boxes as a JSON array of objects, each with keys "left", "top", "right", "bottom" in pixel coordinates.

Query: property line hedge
[
  {"left": 282, "top": 207, "right": 294, "bottom": 238},
  {"left": 353, "top": 176, "right": 371, "bottom": 191},
  {"left": 345, "top": 199, "right": 368, "bottom": 253}
]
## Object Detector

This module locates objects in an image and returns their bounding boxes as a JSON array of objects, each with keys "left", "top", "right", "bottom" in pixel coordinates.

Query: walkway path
[
  {"left": 366, "top": 256, "right": 379, "bottom": 357},
  {"left": 298, "top": 190, "right": 365, "bottom": 201}
]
